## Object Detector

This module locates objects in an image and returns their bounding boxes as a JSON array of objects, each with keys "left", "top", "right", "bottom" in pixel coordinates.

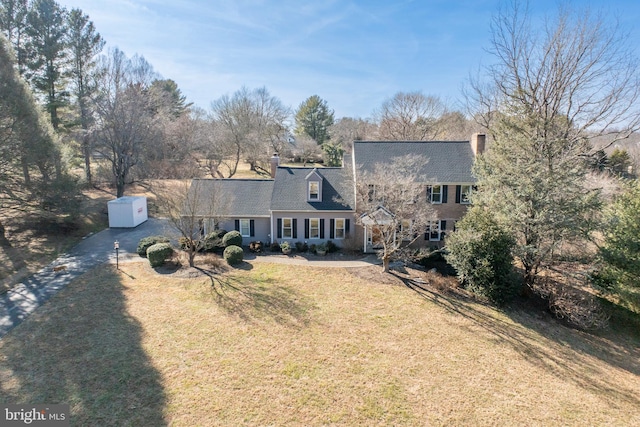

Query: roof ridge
[
  {"left": 191, "top": 178, "right": 274, "bottom": 182},
  {"left": 354, "top": 140, "right": 470, "bottom": 143}
]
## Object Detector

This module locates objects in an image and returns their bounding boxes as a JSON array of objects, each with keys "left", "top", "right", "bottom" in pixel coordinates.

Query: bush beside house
[
  {"left": 222, "top": 230, "right": 243, "bottom": 247},
  {"left": 224, "top": 245, "right": 244, "bottom": 265},
  {"left": 147, "top": 242, "right": 174, "bottom": 267},
  {"left": 137, "top": 236, "right": 170, "bottom": 257},
  {"left": 445, "top": 207, "right": 518, "bottom": 305}
]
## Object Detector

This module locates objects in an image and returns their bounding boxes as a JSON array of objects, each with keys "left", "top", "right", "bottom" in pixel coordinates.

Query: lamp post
[{"left": 114, "top": 240, "right": 119, "bottom": 270}]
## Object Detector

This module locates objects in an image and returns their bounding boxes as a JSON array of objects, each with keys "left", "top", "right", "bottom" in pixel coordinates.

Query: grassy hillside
[{"left": 1, "top": 261, "right": 638, "bottom": 426}]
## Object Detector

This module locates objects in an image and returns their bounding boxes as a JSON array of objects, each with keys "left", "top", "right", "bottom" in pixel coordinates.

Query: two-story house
[
  {"left": 187, "top": 134, "right": 484, "bottom": 252},
  {"left": 352, "top": 135, "right": 483, "bottom": 251}
]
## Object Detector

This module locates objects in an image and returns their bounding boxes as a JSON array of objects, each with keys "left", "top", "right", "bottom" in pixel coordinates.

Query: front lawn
[{"left": 1, "top": 261, "right": 638, "bottom": 425}]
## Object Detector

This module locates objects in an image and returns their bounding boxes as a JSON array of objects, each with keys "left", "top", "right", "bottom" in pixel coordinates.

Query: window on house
[
  {"left": 401, "top": 220, "right": 412, "bottom": 240},
  {"left": 309, "top": 181, "right": 319, "bottom": 200},
  {"left": 334, "top": 218, "right": 345, "bottom": 239},
  {"left": 282, "top": 218, "right": 293, "bottom": 239},
  {"left": 367, "top": 184, "right": 375, "bottom": 202},
  {"left": 460, "top": 185, "right": 472, "bottom": 204},
  {"left": 239, "top": 219, "right": 251, "bottom": 237},
  {"left": 429, "top": 185, "right": 442, "bottom": 204},
  {"left": 309, "top": 218, "right": 320, "bottom": 239},
  {"left": 427, "top": 220, "right": 441, "bottom": 241}
]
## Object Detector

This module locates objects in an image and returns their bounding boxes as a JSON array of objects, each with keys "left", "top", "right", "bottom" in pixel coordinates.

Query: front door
[{"left": 365, "top": 225, "right": 384, "bottom": 252}]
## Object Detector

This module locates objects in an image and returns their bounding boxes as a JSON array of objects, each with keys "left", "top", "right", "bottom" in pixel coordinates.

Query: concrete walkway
[
  {"left": 0, "top": 219, "right": 380, "bottom": 338},
  {"left": 245, "top": 252, "right": 380, "bottom": 268}
]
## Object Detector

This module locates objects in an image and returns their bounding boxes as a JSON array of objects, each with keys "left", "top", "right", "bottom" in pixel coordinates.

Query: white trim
[
  {"left": 282, "top": 217, "right": 293, "bottom": 239},
  {"left": 239, "top": 219, "right": 251, "bottom": 237},
  {"left": 427, "top": 220, "right": 442, "bottom": 241},
  {"left": 334, "top": 218, "right": 346, "bottom": 239},
  {"left": 429, "top": 185, "right": 442, "bottom": 204},
  {"left": 308, "top": 181, "right": 320, "bottom": 201},
  {"left": 308, "top": 218, "right": 320, "bottom": 239},
  {"left": 460, "top": 184, "right": 472, "bottom": 204}
]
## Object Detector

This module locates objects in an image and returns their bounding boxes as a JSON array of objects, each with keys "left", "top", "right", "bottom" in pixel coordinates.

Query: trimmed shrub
[
  {"left": 137, "top": 235, "right": 169, "bottom": 257},
  {"left": 222, "top": 230, "right": 243, "bottom": 247},
  {"left": 326, "top": 240, "right": 338, "bottom": 253},
  {"left": 249, "top": 241, "right": 263, "bottom": 252},
  {"left": 203, "top": 229, "right": 227, "bottom": 252},
  {"left": 295, "top": 241, "right": 308, "bottom": 253},
  {"left": 270, "top": 242, "right": 281, "bottom": 252},
  {"left": 445, "top": 207, "right": 518, "bottom": 305},
  {"left": 223, "top": 245, "right": 244, "bottom": 265},
  {"left": 147, "top": 242, "right": 174, "bottom": 267}
]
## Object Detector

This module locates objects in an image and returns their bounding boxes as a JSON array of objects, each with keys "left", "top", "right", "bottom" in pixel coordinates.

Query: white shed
[{"left": 107, "top": 196, "right": 148, "bottom": 228}]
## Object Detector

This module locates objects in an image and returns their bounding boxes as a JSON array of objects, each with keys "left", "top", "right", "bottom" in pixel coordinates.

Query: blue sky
[{"left": 58, "top": 0, "right": 640, "bottom": 119}]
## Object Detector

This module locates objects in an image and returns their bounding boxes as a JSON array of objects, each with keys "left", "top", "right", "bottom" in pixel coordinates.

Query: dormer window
[
  {"left": 309, "top": 181, "right": 319, "bottom": 200},
  {"left": 305, "top": 169, "right": 323, "bottom": 202}
]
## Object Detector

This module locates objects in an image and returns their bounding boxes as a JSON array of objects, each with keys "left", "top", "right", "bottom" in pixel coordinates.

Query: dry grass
[
  {"left": 0, "top": 185, "right": 113, "bottom": 293},
  {"left": 1, "top": 261, "right": 639, "bottom": 426}
]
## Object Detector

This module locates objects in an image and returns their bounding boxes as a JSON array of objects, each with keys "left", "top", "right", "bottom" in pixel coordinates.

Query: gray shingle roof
[
  {"left": 270, "top": 167, "right": 355, "bottom": 211},
  {"left": 352, "top": 141, "right": 476, "bottom": 183},
  {"left": 188, "top": 179, "right": 274, "bottom": 217}
]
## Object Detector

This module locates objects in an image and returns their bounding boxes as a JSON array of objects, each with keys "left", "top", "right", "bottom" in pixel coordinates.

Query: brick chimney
[
  {"left": 269, "top": 153, "right": 280, "bottom": 178},
  {"left": 470, "top": 133, "right": 486, "bottom": 156}
]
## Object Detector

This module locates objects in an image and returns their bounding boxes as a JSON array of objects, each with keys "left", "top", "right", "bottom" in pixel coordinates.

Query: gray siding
[
  {"left": 217, "top": 218, "right": 271, "bottom": 245},
  {"left": 271, "top": 211, "right": 355, "bottom": 246}
]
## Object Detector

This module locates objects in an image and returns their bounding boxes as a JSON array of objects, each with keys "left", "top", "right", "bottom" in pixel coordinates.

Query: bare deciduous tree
[
  {"left": 355, "top": 155, "right": 435, "bottom": 273},
  {"left": 375, "top": 91, "right": 448, "bottom": 141},
  {"left": 210, "top": 86, "right": 289, "bottom": 177},
  {"left": 291, "top": 134, "right": 322, "bottom": 166},
  {"left": 92, "top": 48, "right": 158, "bottom": 197},
  {"left": 466, "top": 1, "right": 640, "bottom": 150},
  {"left": 153, "top": 179, "right": 230, "bottom": 267},
  {"left": 329, "top": 117, "right": 378, "bottom": 153}
]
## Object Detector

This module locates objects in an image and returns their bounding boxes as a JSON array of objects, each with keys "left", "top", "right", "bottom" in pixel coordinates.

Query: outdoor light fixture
[{"left": 114, "top": 240, "right": 120, "bottom": 270}]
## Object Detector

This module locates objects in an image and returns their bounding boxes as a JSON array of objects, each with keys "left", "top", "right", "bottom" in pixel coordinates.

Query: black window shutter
[
  {"left": 442, "top": 185, "right": 448, "bottom": 203},
  {"left": 345, "top": 219, "right": 350, "bottom": 235},
  {"left": 293, "top": 219, "right": 298, "bottom": 238},
  {"left": 426, "top": 186, "right": 432, "bottom": 202},
  {"left": 305, "top": 219, "right": 310, "bottom": 239},
  {"left": 455, "top": 185, "right": 461, "bottom": 203},
  {"left": 441, "top": 220, "right": 447, "bottom": 231},
  {"left": 330, "top": 219, "right": 335, "bottom": 239},
  {"left": 250, "top": 220, "right": 255, "bottom": 237},
  {"left": 277, "top": 218, "right": 282, "bottom": 239},
  {"left": 234, "top": 219, "right": 240, "bottom": 231},
  {"left": 320, "top": 219, "right": 325, "bottom": 239}
]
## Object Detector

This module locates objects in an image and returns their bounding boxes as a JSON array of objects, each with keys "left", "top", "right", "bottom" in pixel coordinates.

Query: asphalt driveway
[{"left": 0, "top": 218, "right": 171, "bottom": 338}]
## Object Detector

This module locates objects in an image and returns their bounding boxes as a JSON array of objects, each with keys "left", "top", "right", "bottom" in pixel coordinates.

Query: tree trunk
[
  {"left": 0, "top": 220, "right": 10, "bottom": 247},
  {"left": 382, "top": 256, "right": 390, "bottom": 273},
  {"left": 116, "top": 174, "right": 125, "bottom": 198},
  {"left": 22, "top": 157, "right": 30, "bottom": 185},
  {"left": 83, "top": 135, "right": 92, "bottom": 184},
  {"left": 188, "top": 246, "right": 196, "bottom": 267}
]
